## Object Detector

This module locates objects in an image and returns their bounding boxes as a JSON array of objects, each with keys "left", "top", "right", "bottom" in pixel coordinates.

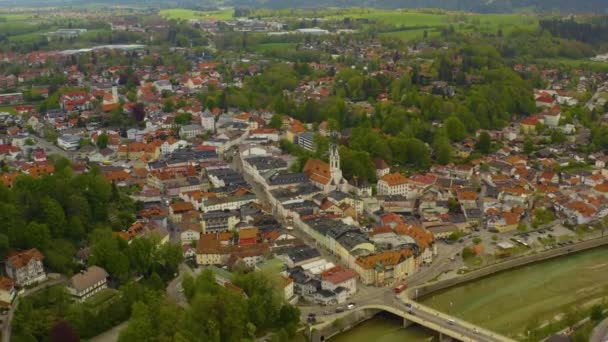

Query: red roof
[{"left": 321, "top": 266, "right": 357, "bottom": 284}]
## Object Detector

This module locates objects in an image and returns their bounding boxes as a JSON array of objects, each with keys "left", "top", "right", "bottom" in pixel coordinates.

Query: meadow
[{"left": 159, "top": 8, "right": 234, "bottom": 21}]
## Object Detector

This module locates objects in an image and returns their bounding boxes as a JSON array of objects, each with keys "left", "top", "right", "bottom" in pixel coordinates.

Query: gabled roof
[{"left": 7, "top": 248, "right": 44, "bottom": 269}]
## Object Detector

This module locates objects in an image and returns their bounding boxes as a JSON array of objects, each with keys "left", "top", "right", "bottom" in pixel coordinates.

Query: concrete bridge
[{"left": 308, "top": 299, "right": 515, "bottom": 342}]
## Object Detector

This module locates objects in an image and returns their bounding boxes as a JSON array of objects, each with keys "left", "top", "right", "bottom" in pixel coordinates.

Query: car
[
  {"left": 335, "top": 307, "right": 344, "bottom": 313},
  {"left": 347, "top": 303, "right": 356, "bottom": 310},
  {"left": 447, "top": 319, "right": 455, "bottom": 325},
  {"left": 404, "top": 303, "right": 412, "bottom": 308},
  {"left": 568, "top": 240, "right": 574, "bottom": 244},
  {"left": 308, "top": 312, "right": 316, "bottom": 317},
  {"left": 323, "top": 310, "right": 331, "bottom": 315}
]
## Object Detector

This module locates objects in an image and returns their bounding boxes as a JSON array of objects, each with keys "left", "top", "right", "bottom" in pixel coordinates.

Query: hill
[{"left": 0, "top": 0, "right": 606, "bottom": 13}]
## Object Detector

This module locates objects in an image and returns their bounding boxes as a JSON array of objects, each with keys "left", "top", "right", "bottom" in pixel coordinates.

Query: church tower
[{"left": 330, "top": 143, "right": 343, "bottom": 185}]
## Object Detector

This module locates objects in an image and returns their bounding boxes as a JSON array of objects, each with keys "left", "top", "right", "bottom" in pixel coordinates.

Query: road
[
  {"left": 305, "top": 286, "right": 513, "bottom": 342},
  {"left": 2, "top": 274, "right": 66, "bottom": 342},
  {"left": 166, "top": 264, "right": 194, "bottom": 308},
  {"left": 590, "top": 316, "right": 608, "bottom": 342},
  {"left": 33, "top": 135, "right": 71, "bottom": 159}
]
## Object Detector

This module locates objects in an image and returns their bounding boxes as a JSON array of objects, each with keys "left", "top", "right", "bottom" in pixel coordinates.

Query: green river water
[{"left": 331, "top": 246, "right": 608, "bottom": 341}]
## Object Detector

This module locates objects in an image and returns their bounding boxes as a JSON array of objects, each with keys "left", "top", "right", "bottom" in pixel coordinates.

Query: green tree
[
  {"left": 433, "top": 136, "right": 452, "bottom": 165},
  {"left": 591, "top": 304, "right": 604, "bottom": 321},
  {"left": 523, "top": 137, "right": 534, "bottom": 155},
  {"left": 476, "top": 132, "right": 492, "bottom": 154},
  {"left": 444, "top": 116, "right": 466, "bottom": 142},
  {"left": 97, "top": 132, "right": 109, "bottom": 149},
  {"left": 118, "top": 302, "right": 155, "bottom": 342},
  {"left": 269, "top": 114, "right": 283, "bottom": 130},
  {"left": 174, "top": 113, "right": 192, "bottom": 125}
]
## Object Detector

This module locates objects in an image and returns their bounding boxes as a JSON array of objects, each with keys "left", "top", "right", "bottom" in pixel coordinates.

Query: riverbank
[
  {"left": 410, "top": 235, "right": 608, "bottom": 300},
  {"left": 419, "top": 246, "right": 608, "bottom": 339}
]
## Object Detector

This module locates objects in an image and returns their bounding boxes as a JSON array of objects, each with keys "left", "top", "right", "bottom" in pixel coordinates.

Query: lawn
[
  {"left": 538, "top": 58, "right": 608, "bottom": 72},
  {"left": 159, "top": 8, "right": 234, "bottom": 21},
  {"left": 253, "top": 42, "right": 296, "bottom": 53},
  {"left": 0, "top": 106, "right": 16, "bottom": 115},
  {"left": 326, "top": 9, "right": 449, "bottom": 27},
  {"left": 85, "top": 288, "right": 119, "bottom": 309},
  {"left": 379, "top": 28, "right": 438, "bottom": 40}
]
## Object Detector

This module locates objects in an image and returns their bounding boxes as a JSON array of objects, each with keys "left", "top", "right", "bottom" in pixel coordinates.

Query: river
[{"left": 331, "top": 246, "right": 608, "bottom": 341}]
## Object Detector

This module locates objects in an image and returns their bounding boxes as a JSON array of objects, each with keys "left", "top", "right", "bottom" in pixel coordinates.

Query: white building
[
  {"left": 67, "top": 266, "right": 109, "bottom": 302},
  {"left": 57, "top": 134, "right": 81, "bottom": 151},
  {"left": 200, "top": 110, "right": 215, "bottom": 132}
]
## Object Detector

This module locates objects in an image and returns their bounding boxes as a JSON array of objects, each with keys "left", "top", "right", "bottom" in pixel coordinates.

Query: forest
[{"left": 0, "top": 157, "right": 182, "bottom": 282}]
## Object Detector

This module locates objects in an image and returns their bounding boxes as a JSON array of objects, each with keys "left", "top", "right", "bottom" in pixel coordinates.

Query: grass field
[
  {"left": 85, "top": 288, "right": 119, "bottom": 309},
  {"left": 0, "top": 106, "right": 16, "bottom": 115},
  {"left": 379, "top": 28, "right": 439, "bottom": 40},
  {"left": 538, "top": 58, "right": 608, "bottom": 72},
  {"left": 159, "top": 8, "right": 234, "bottom": 21},
  {"left": 253, "top": 42, "right": 296, "bottom": 53},
  {"left": 326, "top": 9, "right": 449, "bottom": 27}
]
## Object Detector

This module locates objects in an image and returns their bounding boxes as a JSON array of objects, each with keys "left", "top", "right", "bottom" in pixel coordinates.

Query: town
[{"left": 0, "top": 3, "right": 608, "bottom": 342}]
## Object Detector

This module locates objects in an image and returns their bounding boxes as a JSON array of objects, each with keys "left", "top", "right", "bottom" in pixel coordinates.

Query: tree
[
  {"left": 523, "top": 137, "right": 534, "bottom": 155},
  {"left": 444, "top": 116, "right": 467, "bottom": 142},
  {"left": 476, "top": 132, "right": 492, "bottom": 154},
  {"left": 591, "top": 304, "right": 604, "bottom": 322},
  {"left": 97, "top": 132, "right": 109, "bottom": 149},
  {"left": 532, "top": 208, "right": 555, "bottom": 228},
  {"left": 433, "top": 136, "right": 452, "bottom": 165},
  {"left": 174, "top": 113, "right": 192, "bottom": 125},
  {"left": 550, "top": 129, "right": 567, "bottom": 144},
  {"left": 269, "top": 114, "right": 283, "bottom": 130},
  {"left": 50, "top": 320, "right": 79, "bottom": 342},
  {"left": 118, "top": 302, "right": 155, "bottom": 342},
  {"left": 131, "top": 103, "right": 146, "bottom": 122}
]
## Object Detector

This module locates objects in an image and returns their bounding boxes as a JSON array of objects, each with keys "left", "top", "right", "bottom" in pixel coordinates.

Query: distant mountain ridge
[
  {"left": 224, "top": 0, "right": 606, "bottom": 13},
  {"left": 0, "top": 0, "right": 606, "bottom": 13}
]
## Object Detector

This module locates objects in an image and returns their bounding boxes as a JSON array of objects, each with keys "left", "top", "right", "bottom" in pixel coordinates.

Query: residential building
[
  {"left": 57, "top": 134, "right": 81, "bottom": 151},
  {"left": 67, "top": 266, "right": 109, "bottom": 302},
  {"left": 297, "top": 132, "right": 315, "bottom": 151},
  {"left": 200, "top": 110, "right": 215, "bottom": 132},
  {"left": 5, "top": 248, "right": 46, "bottom": 287},
  {"left": 0, "top": 277, "right": 15, "bottom": 305},
  {"left": 180, "top": 124, "right": 204, "bottom": 139},
  {"left": 320, "top": 266, "right": 358, "bottom": 295}
]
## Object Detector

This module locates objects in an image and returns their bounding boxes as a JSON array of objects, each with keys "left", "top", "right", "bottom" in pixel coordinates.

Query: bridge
[{"left": 307, "top": 295, "right": 516, "bottom": 342}]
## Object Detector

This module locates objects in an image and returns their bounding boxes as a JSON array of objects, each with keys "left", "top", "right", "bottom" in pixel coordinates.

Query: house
[
  {"left": 239, "top": 227, "right": 258, "bottom": 246},
  {"left": 5, "top": 248, "right": 46, "bottom": 287},
  {"left": 0, "top": 277, "right": 15, "bottom": 305},
  {"left": 303, "top": 145, "right": 347, "bottom": 193},
  {"left": 374, "top": 159, "right": 390, "bottom": 179},
  {"left": 57, "top": 134, "right": 81, "bottom": 151},
  {"left": 320, "top": 266, "right": 357, "bottom": 295},
  {"left": 543, "top": 107, "right": 561, "bottom": 128},
  {"left": 67, "top": 266, "right": 109, "bottom": 302},
  {"left": 200, "top": 110, "right": 215, "bottom": 132},
  {"left": 180, "top": 124, "right": 203, "bottom": 139},
  {"left": 170, "top": 201, "right": 195, "bottom": 222},
  {"left": 378, "top": 173, "right": 410, "bottom": 197},
  {"left": 521, "top": 115, "right": 540, "bottom": 134},
  {"left": 60, "top": 91, "right": 93, "bottom": 111},
  {"left": 297, "top": 132, "right": 315, "bottom": 152},
  {"left": 535, "top": 96, "right": 554, "bottom": 109},
  {"left": 492, "top": 212, "right": 521, "bottom": 233}
]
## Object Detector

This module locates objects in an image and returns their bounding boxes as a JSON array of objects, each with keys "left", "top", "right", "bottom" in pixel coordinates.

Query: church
[{"left": 303, "top": 144, "right": 349, "bottom": 193}]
